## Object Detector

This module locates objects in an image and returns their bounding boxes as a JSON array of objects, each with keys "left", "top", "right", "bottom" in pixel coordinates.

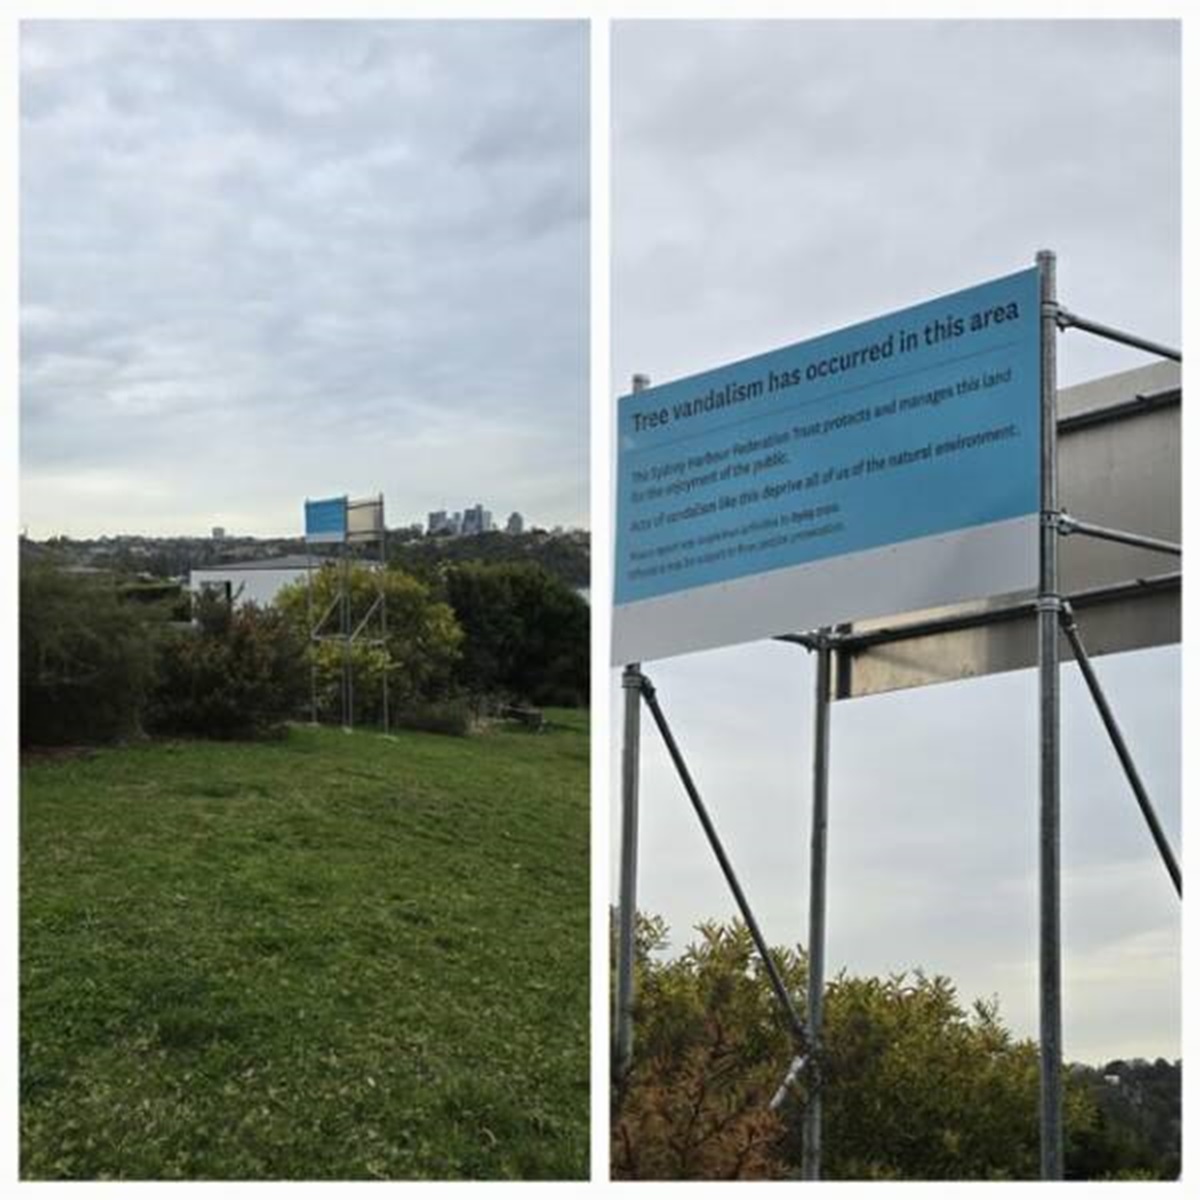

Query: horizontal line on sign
[{"left": 624, "top": 338, "right": 1026, "bottom": 457}]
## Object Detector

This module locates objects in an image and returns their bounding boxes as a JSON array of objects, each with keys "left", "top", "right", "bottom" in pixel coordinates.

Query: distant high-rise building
[
  {"left": 506, "top": 511, "right": 524, "bottom": 535},
  {"left": 461, "top": 503, "right": 493, "bottom": 536},
  {"left": 211, "top": 526, "right": 226, "bottom": 539},
  {"left": 430, "top": 503, "right": 505, "bottom": 537}
]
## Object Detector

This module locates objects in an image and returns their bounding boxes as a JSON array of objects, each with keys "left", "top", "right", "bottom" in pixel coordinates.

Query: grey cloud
[{"left": 21, "top": 19, "right": 588, "bottom": 536}]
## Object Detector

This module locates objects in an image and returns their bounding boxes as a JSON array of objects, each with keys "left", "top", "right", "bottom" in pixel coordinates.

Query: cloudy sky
[
  {"left": 611, "top": 20, "right": 1181, "bottom": 1065},
  {"left": 20, "top": 20, "right": 588, "bottom": 538}
]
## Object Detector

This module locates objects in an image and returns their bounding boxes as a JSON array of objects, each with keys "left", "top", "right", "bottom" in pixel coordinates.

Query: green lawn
[{"left": 20, "top": 714, "right": 589, "bottom": 1180}]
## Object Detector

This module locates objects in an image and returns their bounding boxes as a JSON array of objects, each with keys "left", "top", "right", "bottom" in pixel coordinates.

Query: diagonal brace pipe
[
  {"left": 1056, "top": 512, "right": 1181, "bottom": 558},
  {"left": 637, "top": 672, "right": 811, "bottom": 1054},
  {"left": 1055, "top": 307, "right": 1182, "bottom": 362},
  {"left": 1059, "top": 603, "right": 1181, "bottom": 898}
]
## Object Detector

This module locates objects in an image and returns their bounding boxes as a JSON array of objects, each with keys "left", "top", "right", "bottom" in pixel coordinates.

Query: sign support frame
[
  {"left": 304, "top": 493, "right": 390, "bottom": 735},
  {"left": 611, "top": 257, "right": 1181, "bottom": 1182}
]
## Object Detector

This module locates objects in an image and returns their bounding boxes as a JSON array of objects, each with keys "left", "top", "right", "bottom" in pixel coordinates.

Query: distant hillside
[{"left": 20, "top": 529, "right": 591, "bottom": 591}]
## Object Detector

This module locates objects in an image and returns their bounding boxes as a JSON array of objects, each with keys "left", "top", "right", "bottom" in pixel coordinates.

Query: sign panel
[
  {"left": 613, "top": 268, "right": 1042, "bottom": 664},
  {"left": 832, "top": 361, "right": 1181, "bottom": 699},
  {"left": 305, "top": 496, "right": 347, "bottom": 544},
  {"left": 347, "top": 495, "right": 385, "bottom": 542}
]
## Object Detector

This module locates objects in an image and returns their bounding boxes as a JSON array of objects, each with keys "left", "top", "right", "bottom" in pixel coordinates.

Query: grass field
[{"left": 20, "top": 713, "right": 589, "bottom": 1180}]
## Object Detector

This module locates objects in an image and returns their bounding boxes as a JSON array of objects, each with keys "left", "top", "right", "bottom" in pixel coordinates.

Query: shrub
[
  {"left": 614, "top": 916, "right": 1102, "bottom": 1181},
  {"left": 19, "top": 564, "right": 156, "bottom": 746},
  {"left": 444, "top": 562, "right": 589, "bottom": 707},
  {"left": 147, "top": 593, "right": 307, "bottom": 739}
]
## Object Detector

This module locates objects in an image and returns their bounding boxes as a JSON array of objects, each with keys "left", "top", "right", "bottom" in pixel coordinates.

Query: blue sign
[
  {"left": 613, "top": 268, "right": 1042, "bottom": 663},
  {"left": 305, "top": 496, "right": 347, "bottom": 543}
]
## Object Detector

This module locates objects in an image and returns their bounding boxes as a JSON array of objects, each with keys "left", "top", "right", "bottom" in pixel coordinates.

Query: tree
[
  {"left": 443, "top": 562, "right": 588, "bottom": 706},
  {"left": 19, "top": 563, "right": 157, "bottom": 746},
  {"left": 1068, "top": 1058, "right": 1181, "bottom": 1179},
  {"left": 613, "top": 916, "right": 1102, "bottom": 1181},
  {"left": 275, "top": 562, "right": 463, "bottom": 724}
]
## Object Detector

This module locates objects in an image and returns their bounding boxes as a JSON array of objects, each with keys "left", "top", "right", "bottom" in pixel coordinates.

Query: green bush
[
  {"left": 444, "top": 562, "right": 588, "bottom": 707},
  {"left": 147, "top": 593, "right": 307, "bottom": 739},
  {"left": 19, "top": 564, "right": 157, "bottom": 746}
]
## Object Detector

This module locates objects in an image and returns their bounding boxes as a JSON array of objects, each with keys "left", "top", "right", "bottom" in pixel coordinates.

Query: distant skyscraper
[
  {"left": 429, "top": 503, "right": 505, "bottom": 537},
  {"left": 506, "top": 511, "right": 524, "bottom": 535},
  {"left": 211, "top": 526, "right": 226, "bottom": 539},
  {"left": 461, "top": 503, "right": 492, "bottom": 536}
]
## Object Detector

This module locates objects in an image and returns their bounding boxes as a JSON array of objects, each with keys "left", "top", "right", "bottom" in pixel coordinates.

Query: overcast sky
[
  {"left": 20, "top": 20, "right": 588, "bottom": 538},
  {"left": 611, "top": 20, "right": 1181, "bottom": 1065}
]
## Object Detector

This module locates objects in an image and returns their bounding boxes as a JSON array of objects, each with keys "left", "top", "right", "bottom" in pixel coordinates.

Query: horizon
[{"left": 20, "top": 518, "right": 592, "bottom": 542}]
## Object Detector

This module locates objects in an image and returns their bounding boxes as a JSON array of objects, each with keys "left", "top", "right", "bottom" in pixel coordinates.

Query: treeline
[
  {"left": 612, "top": 916, "right": 1180, "bottom": 1182},
  {"left": 19, "top": 557, "right": 588, "bottom": 747},
  {"left": 25, "top": 528, "right": 591, "bottom": 592},
  {"left": 388, "top": 530, "right": 590, "bottom": 590}
]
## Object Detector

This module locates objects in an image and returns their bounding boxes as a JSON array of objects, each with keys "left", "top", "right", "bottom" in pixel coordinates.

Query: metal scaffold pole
[
  {"left": 801, "top": 632, "right": 832, "bottom": 1180},
  {"left": 306, "top": 542, "right": 317, "bottom": 724},
  {"left": 614, "top": 662, "right": 643, "bottom": 1088},
  {"left": 380, "top": 510, "right": 389, "bottom": 734},
  {"left": 341, "top": 542, "right": 352, "bottom": 730},
  {"left": 638, "top": 673, "right": 810, "bottom": 1050},
  {"left": 614, "top": 373, "right": 650, "bottom": 1090},
  {"left": 1036, "top": 248, "right": 1063, "bottom": 1180},
  {"left": 1055, "top": 307, "right": 1182, "bottom": 362}
]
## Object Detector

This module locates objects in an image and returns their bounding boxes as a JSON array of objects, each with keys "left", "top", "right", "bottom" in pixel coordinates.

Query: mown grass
[{"left": 20, "top": 713, "right": 589, "bottom": 1180}]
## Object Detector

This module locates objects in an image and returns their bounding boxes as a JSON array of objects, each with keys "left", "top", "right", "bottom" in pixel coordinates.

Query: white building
[{"left": 189, "top": 554, "right": 327, "bottom": 609}]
